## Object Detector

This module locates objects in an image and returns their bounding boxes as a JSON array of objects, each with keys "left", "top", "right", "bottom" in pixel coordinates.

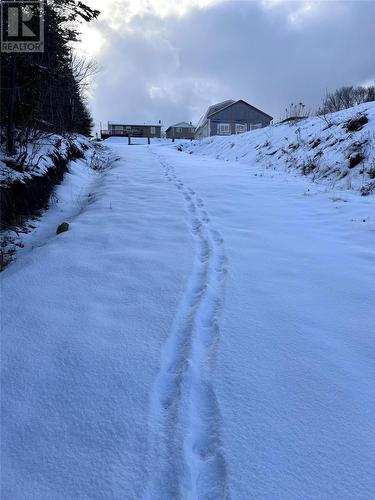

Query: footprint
[
  {"left": 211, "top": 230, "right": 224, "bottom": 246},
  {"left": 198, "top": 240, "right": 210, "bottom": 262},
  {"left": 191, "top": 218, "right": 202, "bottom": 235},
  {"left": 188, "top": 203, "right": 196, "bottom": 214},
  {"left": 192, "top": 437, "right": 216, "bottom": 461},
  {"left": 201, "top": 211, "right": 210, "bottom": 223},
  {"left": 158, "top": 371, "right": 180, "bottom": 410}
]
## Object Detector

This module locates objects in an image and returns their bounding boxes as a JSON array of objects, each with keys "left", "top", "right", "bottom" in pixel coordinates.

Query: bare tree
[
  {"left": 71, "top": 53, "right": 101, "bottom": 95},
  {"left": 319, "top": 85, "right": 375, "bottom": 114}
]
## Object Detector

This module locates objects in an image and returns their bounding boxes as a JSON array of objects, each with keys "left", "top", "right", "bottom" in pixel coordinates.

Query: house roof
[
  {"left": 207, "top": 100, "right": 236, "bottom": 117},
  {"left": 108, "top": 121, "right": 162, "bottom": 127},
  {"left": 209, "top": 99, "right": 273, "bottom": 121},
  {"left": 166, "top": 121, "right": 194, "bottom": 132},
  {"left": 195, "top": 99, "right": 273, "bottom": 131},
  {"left": 196, "top": 100, "right": 235, "bottom": 130}
]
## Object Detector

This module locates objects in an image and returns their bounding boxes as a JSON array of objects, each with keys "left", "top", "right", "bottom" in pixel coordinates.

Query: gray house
[
  {"left": 195, "top": 99, "right": 272, "bottom": 139},
  {"left": 166, "top": 122, "right": 195, "bottom": 140}
]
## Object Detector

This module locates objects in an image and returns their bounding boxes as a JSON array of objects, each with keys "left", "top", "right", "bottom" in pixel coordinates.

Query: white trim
[
  {"left": 235, "top": 123, "right": 247, "bottom": 134},
  {"left": 217, "top": 123, "right": 231, "bottom": 135}
]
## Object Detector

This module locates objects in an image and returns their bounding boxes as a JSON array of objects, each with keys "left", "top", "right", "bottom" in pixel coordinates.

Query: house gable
[
  {"left": 208, "top": 99, "right": 273, "bottom": 121},
  {"left": 173, "top": 122, "right": 193, "bottom": 128}
]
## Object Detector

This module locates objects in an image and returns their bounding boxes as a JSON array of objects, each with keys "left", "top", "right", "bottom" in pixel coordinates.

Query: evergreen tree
[{"left": 0, "top": 0, "right": 100, "bottom": 154}]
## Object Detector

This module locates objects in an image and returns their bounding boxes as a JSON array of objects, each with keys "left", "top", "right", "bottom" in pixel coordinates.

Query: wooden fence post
[
  {"left": 128, "top": 134, "right": 131, "bottom": 145},
  {"left": 148, "top": 136, "right": 150, "bottom": 145}
]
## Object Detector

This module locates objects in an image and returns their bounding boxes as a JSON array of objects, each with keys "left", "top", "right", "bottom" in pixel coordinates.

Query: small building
[
  {"left": 195, "top": 99, "right": 272, "bottom": 139},
  {"left": 166, "top": 122, "right": 195, "bottom": 140},
  {"left": 101, "top": 121, "right": 162, "bottom": 139}
]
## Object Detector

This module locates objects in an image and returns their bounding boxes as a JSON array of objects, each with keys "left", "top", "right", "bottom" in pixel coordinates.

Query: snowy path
[{"left": 2, "top": 140, "right": 375, "bottom": 499}]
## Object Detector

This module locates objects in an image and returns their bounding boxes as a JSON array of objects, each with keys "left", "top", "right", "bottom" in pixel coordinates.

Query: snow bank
[
  {"left": 181, "top": 102, "right": 375, "bottom": 194},
  {"left": 0, "top": 133, "right": 92, "bottom": 186},
  {"left": 0, "top": 135, "right": 113, "bottom": 269}
]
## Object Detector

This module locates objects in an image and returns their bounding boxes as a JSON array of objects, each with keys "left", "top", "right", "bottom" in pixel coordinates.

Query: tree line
[
  {"left": 319, "top": 85, "right": 375, "bottom": 115},
  {"left": 281, "top": 85, "right": 375, "bottom": 122},
  {"left": 1, "top": 0, "right": 100, "bottom": 154}
]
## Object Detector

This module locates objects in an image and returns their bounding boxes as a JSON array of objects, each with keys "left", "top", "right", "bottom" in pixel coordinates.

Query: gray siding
[
  {"left": 210, "top": 101, "right": 271, "bottom": 136},
  {"left": 166, "top": 127, "right": 195, "bottom": 139}
]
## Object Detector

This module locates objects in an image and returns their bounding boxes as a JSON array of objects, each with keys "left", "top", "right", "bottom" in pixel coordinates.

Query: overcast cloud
[{"left": 81, "top": 0, "right": 375, "bottom": 132}]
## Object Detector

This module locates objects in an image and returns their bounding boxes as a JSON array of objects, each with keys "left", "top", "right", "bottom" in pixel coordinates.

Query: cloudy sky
[{"left": 79, "top": 0, "right": 375, "bottom": 132}]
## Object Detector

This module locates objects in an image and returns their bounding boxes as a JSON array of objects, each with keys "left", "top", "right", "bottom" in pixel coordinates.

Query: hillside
[
  {"left": 182, "top": 102, "right": 375, "bottom": 195},
  {"left": 0, "top": 134, "right": 104, "bottom": 269}
]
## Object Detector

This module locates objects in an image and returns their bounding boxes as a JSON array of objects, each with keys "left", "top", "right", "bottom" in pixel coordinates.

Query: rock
[{"left": 56, "top": 222, "right": 69, "bottom": 235}]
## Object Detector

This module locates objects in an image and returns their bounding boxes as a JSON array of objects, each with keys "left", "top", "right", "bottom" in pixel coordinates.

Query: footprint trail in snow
[{"left": 145, "top": 153, "right": 229, "bottom": 500}]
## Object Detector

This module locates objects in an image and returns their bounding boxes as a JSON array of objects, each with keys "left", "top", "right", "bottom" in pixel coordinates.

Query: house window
[
  {"left": 150, "top": 127, "right": 156, "bottom": 134},
  {"left": 176, "top": 128, "right": 181, "bottom": 132},
  {"left": 249, "top": 123, "right": 262, "bottom": 131},
  {"left": 217, "top": 123, "right": 230, "bottom": 135},
  {"left": 235, "top": 123, "right": 247, "bottom": 134}
]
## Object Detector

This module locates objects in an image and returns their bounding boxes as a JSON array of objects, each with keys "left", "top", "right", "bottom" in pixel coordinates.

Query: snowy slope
[
  {"left": 1, "top": 138, "right": 375, "bottom": 498},
  {"left": 0, "top": 133, "right": 92, "bottom": 186},
  {"left": 182, "top": 102, "right": 375, "bottom": 194},
  {"left": 0, "top": 138, "right": 112, "bottom": 269}
]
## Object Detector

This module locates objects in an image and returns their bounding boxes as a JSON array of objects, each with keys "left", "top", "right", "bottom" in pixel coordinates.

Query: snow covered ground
[{"left": 1, "top": 135, "right": 375, "bottom": 498}]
